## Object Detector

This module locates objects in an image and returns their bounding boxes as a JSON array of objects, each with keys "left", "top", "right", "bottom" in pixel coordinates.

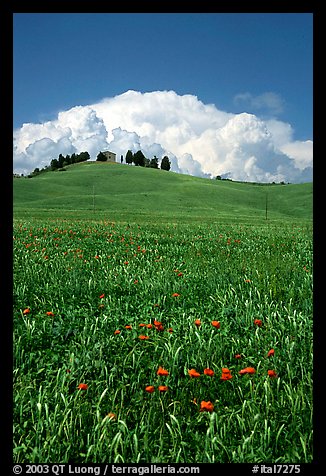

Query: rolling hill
[{"left": 13, "top": 161, "right": 313, "bottom": 224}]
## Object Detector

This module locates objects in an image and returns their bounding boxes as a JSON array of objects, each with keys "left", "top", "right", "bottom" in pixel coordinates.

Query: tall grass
[{"left": 13, "top": 219, "right": 313, "bottom": 463}]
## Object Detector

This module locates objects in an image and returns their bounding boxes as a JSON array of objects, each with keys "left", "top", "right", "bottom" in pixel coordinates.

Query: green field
[
  {"left": 13, "top": 161, "right": 312, "bottom": 224},
  {"left": 13, "top": 163, "right": 313, "bottom": 463}
]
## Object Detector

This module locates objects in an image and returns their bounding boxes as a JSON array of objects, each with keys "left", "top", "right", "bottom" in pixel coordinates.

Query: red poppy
[
  {"left": 194, "top": 319, "right": 201, "bottom": 327},
  {"left": 235, "top": 354, "right": 242, "bottom": 359},
  {"left": 268, "top": 370, "right": 278, "bottom": 378},
  {"left": 203, "top": 368, "right": 214, "bottom": 377},
  {"left": 107, "top": 412, "right": 116, "bottom": 420},
  {"left": 157, "top": 366, "right": 169, "bottom": 376},
  {"left": 200, "top": 401, "right": 214, "bottom": 412},
  {"left": 211, "top": 320, "right": 220, "bottom": 329},
  {"left": 154, "top": 320, "right": 164, "bottom": 331},
  {"left": 158, "top": 385, "right": 168, "bottom": 392},
  {"left": 167, "top": 327, "right": 173, "bottom": 333},
  {"left": 220, "top": 368, "right": 233, "bottom": 380},
  {"left": 172, "top": 293, "right": 180, "bottom": 297},
  {"left": 145, "top": 385, "right": 155, "bottom": 393},
  {"left": 188, "top": 369, "right": 201, "bottom": 378},
  {"left": 267, "top": 349, "right": 275, "bottom": 357},
  {"left": 125, "top": 325, "right": 132, "bottom": 329},
  {"left": 99, "top": 293, "right": 105, "bottom": 299},
  {"left": 46, "top": 311, "right": 55, "bottom": 317},
  {"left": 254, "top": 319, "right": 262, "bottom": 327},
  {"left": 23, "top": 308, "right": 30, "bottom": 315},
  {"left": 138, "top": 335, "right": 149, "bottom": 340},
  {"left": 146, "top": 324, "right": 153, "bottom": 329},
  {"left": 78, "top": 383, "right": 88, "bottom": 390},
  {"left": 239, "top": 367, "right": 256, "bottom": 375},
  {"left": 114, "top": 330, "right": 121, "bottom": 335},
  {"left": 139, "top": 323, "right": 146, "bottom": 327}
]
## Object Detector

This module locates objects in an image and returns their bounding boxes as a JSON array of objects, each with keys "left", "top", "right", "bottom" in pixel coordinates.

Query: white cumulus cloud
[{"left": 13, "top": 90, "right": 312, "bottom": 183}]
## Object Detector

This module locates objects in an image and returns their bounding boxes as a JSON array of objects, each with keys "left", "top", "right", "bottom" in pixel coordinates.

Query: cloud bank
[{"left": 13, "top": 90, "right": 312, "bottom": 183}]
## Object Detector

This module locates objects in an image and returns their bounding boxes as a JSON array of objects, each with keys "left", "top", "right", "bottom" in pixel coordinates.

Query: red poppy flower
[
  {"left": 211, "top": 320, "right": 220, "bottom": 329},
  {"left": 167, "top": 327, "right": 173, "bottom": 333},
  {"left": 99, "top": 293, "right": 105, "bottom": 299},
  {"left": 188, "top": 369, "right": 200, "bottom": 378},
  {"left": 268, "top": 370, "right": 278, "bottom": 378},
  {"left": 139, "top": 323, "right": 146, "bottom": 327},
  {"left": 254, "top": 319, "right": 262, "bottom": 327},
  {"left": 157, "top": 366, "right": 169, "bottom": 376},
  {"left": 107, "top": 412, "right": 116, "bottom": 420},
  {"left": 172, "top": 293, "right": 180, "bottom": 297},
  {"left": 146, "top": 324, "right": 153, "bottom": 329},
  {"left": 235, "top": 354, "right": 242, "bottom": 359},
  {"left": 220, "top": 368, "right": 233, "bottom": 380},
  {"left": 145, "top": 385, "right": 155, "bottom": 393},
  {"left": 194, "top": 319, "right": 201, "bottom": 327},
  {"left": 114, "top": 330, "right": 121, "bottom": 335},
  {"left": 158, "top": 385, "right": 168, "bottom": 392},
  {"left": 203, "top": 368, "right": 214, "bottom": 377},
  {"left": 46, "top": 311, "right": 55, "bottom": 317},
  {"left": 200, "top": 401, "right": 214, "bottom": 413},
  {"left": 23, "top": 308, "right": 30, "bottom": 315},
  {"left": 267, "top": 349, "right": 275, "bottom": 357},
  {"left": 125, "top": 325, "right": 132, "bottom": 329},
  {"left": 78, "top": 383, "right": 88, "bottom": 390},
  {"left": 239, "top": 367, "right": 256, "bottom": 375},
  {"left": 138, "top": 335, "right": 149, "bottom": 340}
]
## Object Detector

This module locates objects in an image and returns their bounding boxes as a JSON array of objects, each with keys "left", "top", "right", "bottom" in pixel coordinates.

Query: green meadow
[{"left": 13, "top": 162, "right": 313, "bottom": 463}]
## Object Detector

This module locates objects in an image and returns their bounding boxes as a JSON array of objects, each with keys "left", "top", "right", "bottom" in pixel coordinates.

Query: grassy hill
[{"left": 13, "top": 161, "right": 313, "bottom": 224}]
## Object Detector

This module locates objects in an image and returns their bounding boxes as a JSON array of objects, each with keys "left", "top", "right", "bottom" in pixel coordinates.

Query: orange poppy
[
  {"left": 203, "top": 368, "right": 214, "bottom": 377},
  {"left": 125, "top": 325, "right": 132, "bottom": 329},
  {"left": 188, "top": 369, "right": 200, "bottom": 378},
  {"left": 46, "top": 311, "right": 55, "bottom": 317},
  {"left": 220, "top": 368, "right": 233, "bottom": 380},
  {"left": 194, "top": 319, "right": 201, "bottom": 327},
  {"left": 139, "top": 323, "right": 146, "bottom": 327},
  {"left": 167, "top": 327, "right": 173, "bottom": 333},
  {"left": 254, "top": 319, "right": 262, "bottom": 327},
  {"left": 99, "top": 294, "right": 105, "bottom": 299},
  {"left": 23, "top": 308, "right": 30, "bottom": 315},
  {"left": 268, "top": 370, "right": 278, "bottom": 378},
  {"left": 158, "top": 385, "right": 168, "bottom": 392},
  {"left": 138, "top": 335, "right": 149, "bottom": 340},
  {"left": 200, "top": 401, "right": 214, "bottom": 412},
  {"left": 114, "top": 329, "right": 121, "bottom": 335},
  {"left": 239, "top": 367, "right": 256, "bottom": 375},
  {"left": 146, "top": 323, "right": 153, "bottom": 329},
  {"left": 235, "top": 354, "right": 242, "bottom": 359},
  {"left": 172, "top": 293, "right": 180, "bottom": 297},
  {"left": 107, "top": 412, "right": 116, "bottom": 420},
  {"left": 157, "top": 366, "right": 169, "bottom": 376},
  {"left": 211, "top": 320, "right": 220, "bottom": 329},
  {"left": 145, "top": 385, "right": 155, "bottom": 393},
  {"left": 78, "top": 383, "right": 88, "bottom": 390},
  {"left": 267, "top": 349, "right": 275, "bottom": 357}
]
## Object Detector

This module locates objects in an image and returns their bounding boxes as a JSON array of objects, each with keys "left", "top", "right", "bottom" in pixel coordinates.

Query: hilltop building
[{"left": 102, "top": 151, "right": 117, "bottom": 162}]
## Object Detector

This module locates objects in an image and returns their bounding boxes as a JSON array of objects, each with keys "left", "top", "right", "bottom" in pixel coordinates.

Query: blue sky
[
  {"left": 13, "top": 13, "right": 313, "bottom": 182},
  {"left": 14, "top": 13, "right": 312, "bottom": 138}
]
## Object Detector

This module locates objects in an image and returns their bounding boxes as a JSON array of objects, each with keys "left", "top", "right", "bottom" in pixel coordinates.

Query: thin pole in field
[
  {"left": 265, "top": 191, "right": 268, "bottom": 220},
  {"left": 93, "top": 184, "right": 95, "bottom": 213}
]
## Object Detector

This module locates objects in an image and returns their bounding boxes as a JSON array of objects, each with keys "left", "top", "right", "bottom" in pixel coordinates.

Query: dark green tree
[
  {"left": 126, "top": 150, "right": 133, "bottom": 165},
  {"left": 58, "top": 154, "right": 65, "bottom": 168},
  {"left": 97, "top": 151, "right": 107, "bottom": 162},
  {"left": 50, "top": 158, "right": 59, "bottom": 170},
  {"left": 161, "top": 155, "right": 171, "bottom": 171},
  {"left": 133, "top": 150, "right": 146, "bottom": 167},
  {"left": 149, "top": 156, "right": 159, "bottom": 169},
  {"left": 78, "top": 151, "right": 90, "bottom": 162}
]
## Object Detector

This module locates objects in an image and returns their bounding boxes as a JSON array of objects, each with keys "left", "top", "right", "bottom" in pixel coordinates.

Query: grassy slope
[{"left": 13, "top": 162, "right": 313, "bottom": 224}]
